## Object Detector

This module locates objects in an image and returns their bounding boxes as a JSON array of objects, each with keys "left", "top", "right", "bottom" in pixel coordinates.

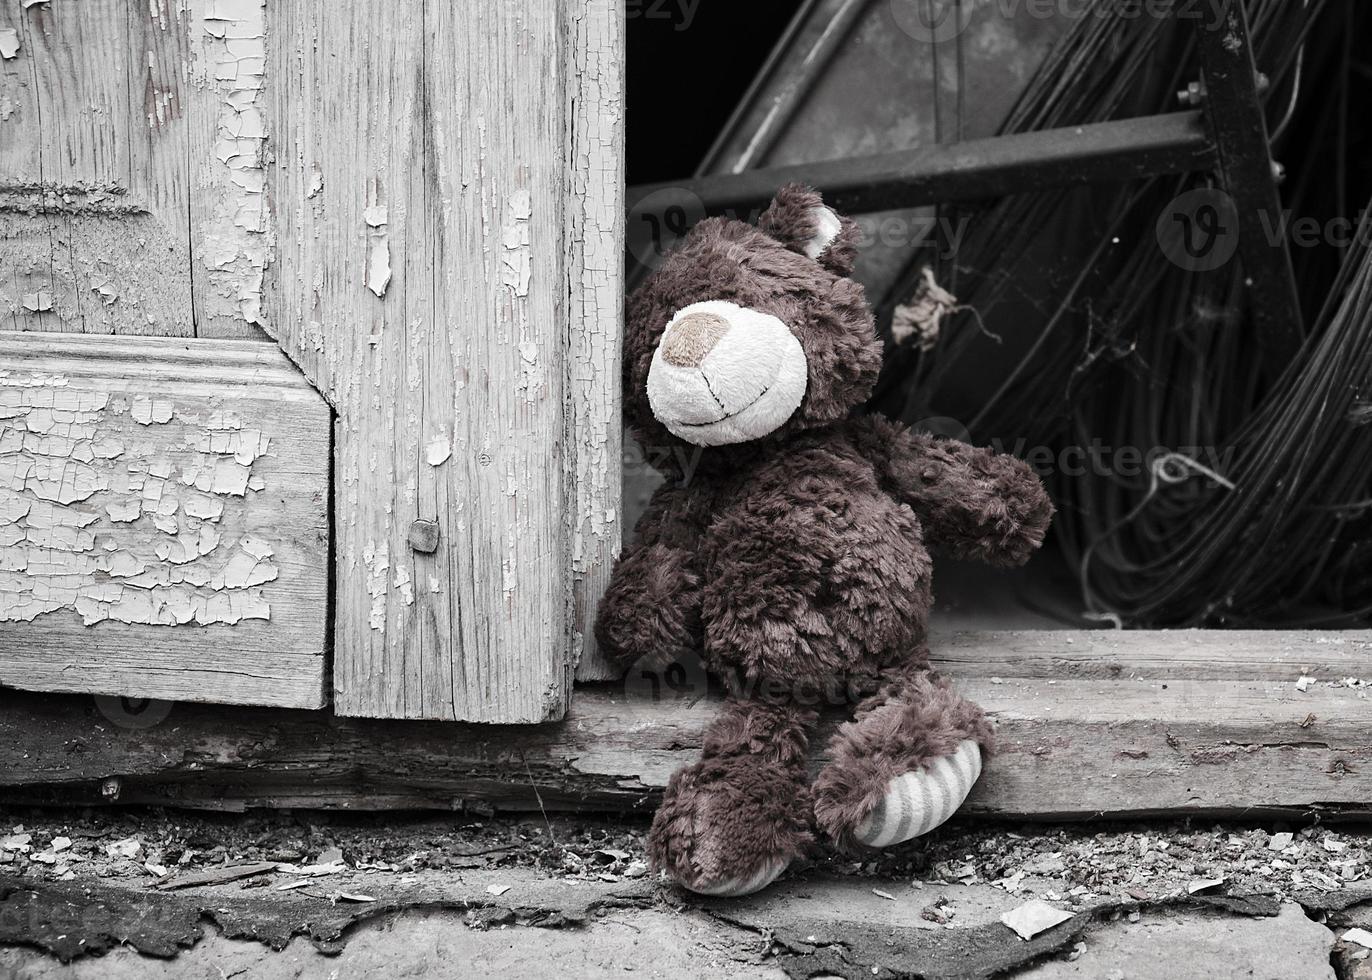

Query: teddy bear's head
[{"left": 625, "top": 184, "right": 883, "bottom": 449}]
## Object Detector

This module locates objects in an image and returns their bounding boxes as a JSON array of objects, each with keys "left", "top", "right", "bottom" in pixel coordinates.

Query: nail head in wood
[{"left": 409, "top": 520, "right": 441, "bottom": 554}]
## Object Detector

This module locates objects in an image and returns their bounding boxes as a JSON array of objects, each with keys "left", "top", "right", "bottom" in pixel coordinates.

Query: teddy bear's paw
[
  {"left": 853, "top": 739, "right": 982, "bottom": 848},
  {"left": 679, "top": 855, "right": 790, "bottom": 897},
  {"left": 648, "top": 758, "right": 810, "bottom": 898}
]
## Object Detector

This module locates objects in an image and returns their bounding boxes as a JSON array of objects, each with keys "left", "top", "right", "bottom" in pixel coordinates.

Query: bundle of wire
[{"left": 870, "top": 0, "right": 1371, "bottom": 626}]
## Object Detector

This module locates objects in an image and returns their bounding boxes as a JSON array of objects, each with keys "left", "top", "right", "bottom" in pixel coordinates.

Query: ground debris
[{"left": 1001, "top": 898, "right": 1075, "bottom": 940}]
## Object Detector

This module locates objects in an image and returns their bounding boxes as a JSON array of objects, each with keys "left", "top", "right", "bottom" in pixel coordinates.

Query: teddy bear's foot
[
  {"left": 812, "top": 665, "right": 992, "bottom": 851},
  {"left": 852, "top": 739, "right": 981, "bottom": 847},
  {"left": 648, "top": 758, "right": 809, "bottom": 896},
  {"left": 648, "top": 696, "right": 816, "bottom": 897},
  {"left": 687, "top": 855, "right": 791, "bottom": 897}
]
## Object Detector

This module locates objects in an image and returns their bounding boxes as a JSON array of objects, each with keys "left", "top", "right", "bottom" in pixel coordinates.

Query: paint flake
[
  {"left": 21, "top": 291, "right": 53, "bottom": 313},
  {"left": 501, "top": 190, "right": 533, "bottom": 296},
  {"left": 0, "top": 378, "right": 285, "bottom": 628},
  {"left": 367, "top": 241, "right": 392, "bottom": 297},
  {"left": 425, "top": 437, "right": 452, "bottom": 467},
  {"left": 0, "top": 29, "right": 19, "bottom": 60}
]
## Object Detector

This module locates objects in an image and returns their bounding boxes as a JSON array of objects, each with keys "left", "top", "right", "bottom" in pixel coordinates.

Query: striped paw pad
[
  {"left": 683, "top": 856, "right": 789, "bottom": 897},
  {"left": 853, "top": 740, "right": 982, "bottom": 849}
]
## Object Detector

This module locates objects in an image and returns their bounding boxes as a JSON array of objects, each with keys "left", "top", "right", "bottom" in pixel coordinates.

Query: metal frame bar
[
  {"left": 1193, "top": 1, "right": 1305, "bottom": 367},
  {"left": 628, "top": 4, "right": 1308, "bottom": 372},
  {"left": 629, "top": 111, "right": 1216, "bottom": 218}
]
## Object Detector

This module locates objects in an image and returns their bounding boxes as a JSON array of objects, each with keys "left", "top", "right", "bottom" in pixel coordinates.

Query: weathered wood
[
  {"left": 3, "top": 631, "right": 1369, "bottom": 817},
  {"left": 0, "top": 0, "right": 195, "bottom": 336},
  {"left": 0, "top": 0, "right": 269, "bottom": 339},
  {"left": 567, "top": 0, "right": 624, "bottom": 682},
  {"left": 265, "top": 0, "right": 622, "bottom": 720},
  {"left": 0, "top": 331, "right": 330, "bottom": 708}
]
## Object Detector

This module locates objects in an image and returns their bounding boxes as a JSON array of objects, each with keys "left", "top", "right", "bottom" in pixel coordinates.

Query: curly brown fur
[
  {"left": 811, "top": 664, "right": 994, "bottom": 852},
  {"left": 755, "top": 182, "right": 863, "bottom": 277},
  {"left": 623, "top": 207, "right": 883, "bottom": 451},
  {"left": 647, "top": 697, "right": 817, "bottom": 890},
  {"left": 852, "top": 416, "right": 1055, "bottom": 566},
  {"left": 596, "top": 186, "right": 1054, "bottom": 885}
]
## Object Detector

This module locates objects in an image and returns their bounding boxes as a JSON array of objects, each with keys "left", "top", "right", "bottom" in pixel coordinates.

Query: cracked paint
[
  {"left": 0, "top": 372, "right": 279, "bottom": 627},
  {"left": 198, "top": 0, "right": 272, "bottom": 326},
  {"left": 364, "top": 184, "right": 391, "bottom": 298},
  {"left": 501, "top": 189, "right": 533, "bottom": 297},
  {"left": 361, "top": 541, "right": 389, "bottom": 630}
]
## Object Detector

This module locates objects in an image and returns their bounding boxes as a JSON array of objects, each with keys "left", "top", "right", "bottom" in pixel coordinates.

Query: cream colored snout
[{"left": 646, "top": 300, "right": 808, "bottom": 447}]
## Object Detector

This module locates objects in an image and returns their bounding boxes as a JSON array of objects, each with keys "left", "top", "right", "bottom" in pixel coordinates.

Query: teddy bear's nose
[{"left": 660, "top": 312, "right": 730, "bottom": 368}]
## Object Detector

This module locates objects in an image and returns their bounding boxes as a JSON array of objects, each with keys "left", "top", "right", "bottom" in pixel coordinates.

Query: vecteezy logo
[
  {"left": 1155, "top": 188, "right": 1240, "bottom": 272},
  {"left": 626, "top": 186, "right": 706, "bottom": 271},
  {"left": 621, "top": 648, "right": 710, "bottom": 706},
  {"left": 911, "top": 416, "right": 971, "bottom": 443},
  {"left": 889, "top": 0, "right": 974, "bottom": 44},
  {"left": 94, "top": 695, "right": 174, "bottom": 730}
]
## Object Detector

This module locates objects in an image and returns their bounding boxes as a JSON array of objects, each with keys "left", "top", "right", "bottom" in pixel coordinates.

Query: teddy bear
[{"left": 595, "top": 184, "right": 1053, "bottom": 897}]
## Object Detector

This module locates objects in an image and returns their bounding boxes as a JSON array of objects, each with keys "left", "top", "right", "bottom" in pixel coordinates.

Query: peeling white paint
[
  {"left": 501, "top": 189, "right": 533, "bottom": 297},
  {"left": 198, "top": 0, "right": 272, "bottom": 326},
  {"left": 21, "top": 291, "right": 53, "bottom": 313},
  {"left": 0, "top": 28, "right": 19, "bottom": 60},
  {"left": 0, "top": 373, "right": 279, "bottom": 627},
  {"left": 393, "top": 563, "right": 413, "bottom": 606},
  {"left": 425, "top": 436, "right": 451, "bottom": 467},
  {"left": 366, "top": 241, "right": 391, "bottom": 297},
  {"left": 362, "top": 541, "right": 388, "bottom": 630}
]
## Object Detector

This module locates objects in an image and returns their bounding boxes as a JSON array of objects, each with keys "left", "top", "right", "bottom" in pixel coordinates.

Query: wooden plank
[
  {"left": 0, "top": 331, "right": 330, "bottom": 708},
  {"left": 566, "top": 0, "right": 624, "bottom": 681},
  {"left": 265, "top": 0, "right": 622, "bottom": 720},
  {"left": 0, "top": 0, "right": 195, "bottom": 337},
  {"left": 183, "top": 0, "right": 271, "bottom": 339},
  {"left": 3, "top": 631, "right": 1369, "bottom": 817},
  {"left": 0, "top": 0, "right": 271, "bottom": 339}
]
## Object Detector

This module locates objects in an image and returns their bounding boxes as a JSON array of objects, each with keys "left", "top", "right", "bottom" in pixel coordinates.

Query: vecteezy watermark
[
  {"left": 626, "top": 186, "right": 707, "bottom": 271},
  {"left": 1155, "top": 187, "right": 1241, "bottom": 273},
  {"left": 94, "top": 694, "right": 174, "bottom": 730},
  {"left": 854, "top": 213, "right": 971, "bottom": 258},
  {"left": 625, "top": 0, "right": 701, "bottom": 32},
  {"left": 888, "top": 0, "right": 1233, "bottom": 44},
  {"left": 1156, "top": 187, "right": 1372, "bottom": 271},
  {"left": 624, "top": 442, "right": 705, "bottom": 487},
  {"left": 622, "top": 647, "right": 710, "bottom": 705}
]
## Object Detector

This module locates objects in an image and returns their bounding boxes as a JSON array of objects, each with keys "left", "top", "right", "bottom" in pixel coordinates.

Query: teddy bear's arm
[
  {"left": 856, "top": 416, "right": 1054, "bottom": 567},
  {"left": 593, "top": 483, "right": 706, "bottom": 672}
]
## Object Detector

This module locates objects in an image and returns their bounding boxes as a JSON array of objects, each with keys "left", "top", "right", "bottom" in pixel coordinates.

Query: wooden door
[{"left": 0, "top": 0, "right": 623, "bottom": 722}]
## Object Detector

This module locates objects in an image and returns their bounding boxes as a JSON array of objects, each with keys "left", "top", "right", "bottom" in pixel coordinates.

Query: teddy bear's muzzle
[{"left": 646, "top": 300, "right": 808, "bottom": 447}]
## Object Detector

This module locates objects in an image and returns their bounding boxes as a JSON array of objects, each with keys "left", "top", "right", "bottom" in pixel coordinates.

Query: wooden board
[
  {"left": 264, "top": 0, "right": 623, "bottom": 720},
  {"left": 0, "top": 331, "right": 330, "bottom": 708},
  {"left": 4, "top": 630, "right": 1369, "bottom": 817},
  {"left": 567, "top": 0, "right": 626, "bottom": 682},
  {"left": 0, "top": 0, "right": 270, "bottom": 339}
]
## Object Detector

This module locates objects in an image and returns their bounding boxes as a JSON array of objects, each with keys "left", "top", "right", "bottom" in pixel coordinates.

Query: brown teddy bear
[{"left": 596, "top": 184, "right": 1053, "bottom": 896}]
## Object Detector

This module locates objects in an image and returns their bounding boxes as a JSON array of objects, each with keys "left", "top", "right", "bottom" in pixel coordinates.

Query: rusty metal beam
[
  {"left": 627, "top": 111, "right": 1217, "bottom": 220},
  {"left": 1194, "top": 2, "right": 1305, "bottom": 370}
]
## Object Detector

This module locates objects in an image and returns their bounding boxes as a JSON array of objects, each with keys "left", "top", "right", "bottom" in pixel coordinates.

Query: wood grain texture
[
  {"left": 0, "top": 0, "right": 269, "bottom": 339},
  {"left": 265, "top": 0, "right": 622, "bottom": 720},
  {"left": 566, "top": 0, "right": 624, "bottom": 681},
  {"left": 4, "top": 631, "right": 1369, "bottom": 816},
  {"left": 0, "top": 331, "right": 329, "bottom": 708}
]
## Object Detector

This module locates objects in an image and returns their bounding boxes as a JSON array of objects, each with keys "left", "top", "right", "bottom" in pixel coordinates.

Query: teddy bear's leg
[
  {"left": 812, "top": 662, "right": 992, "bottom": 851},
  {"left": 648, "top": 693, "right": 816, "bottom": 896}
]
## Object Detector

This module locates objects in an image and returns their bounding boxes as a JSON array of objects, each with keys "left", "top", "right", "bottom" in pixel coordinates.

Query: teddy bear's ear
[{"left": 757, "top": 183, "right": 860, "bottom": 277}]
